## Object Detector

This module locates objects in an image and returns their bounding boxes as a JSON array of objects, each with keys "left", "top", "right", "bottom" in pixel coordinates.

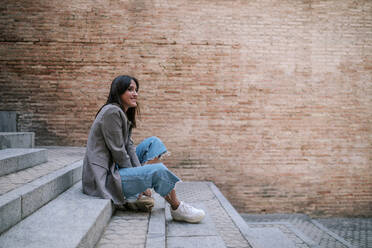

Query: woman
[{"left": 82, "top": 75, "right": 205, "bottom": 223}]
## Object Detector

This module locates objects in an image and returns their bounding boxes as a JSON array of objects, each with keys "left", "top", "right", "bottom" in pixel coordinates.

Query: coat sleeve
[
  {"left": 127, "top": 137, "right": 141, "bottom": 167},
  {"left": 101, "top": 108, "right": 132, "bottom": 168}
]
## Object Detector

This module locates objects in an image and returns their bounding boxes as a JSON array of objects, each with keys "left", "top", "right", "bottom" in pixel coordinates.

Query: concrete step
[
  {"left": 165, "top": 202, "right": 227, "bottom": 248},
  {"left": 0, "top": 182, "right": 113, "bottom": 248},
  {"left": 0, "top": 147, "right": 85, "bottom": 196},
  {"left": 0, "top": 132, "right": 35, "bottom": 149},
  {"left": 0, "top": 148, "right": 47, "bottom": 176},
  {"left": 0, "top": 160, "right": 83, "bottom": 234}
]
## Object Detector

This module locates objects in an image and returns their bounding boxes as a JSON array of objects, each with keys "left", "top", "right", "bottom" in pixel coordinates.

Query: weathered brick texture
[{"left": 0, "top": 0, "right": 371, "bottom": 217}]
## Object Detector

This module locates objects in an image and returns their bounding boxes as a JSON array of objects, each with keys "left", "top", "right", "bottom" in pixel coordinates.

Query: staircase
[{"left": 0, "top": 132, "right": 105, "bottom": 247}]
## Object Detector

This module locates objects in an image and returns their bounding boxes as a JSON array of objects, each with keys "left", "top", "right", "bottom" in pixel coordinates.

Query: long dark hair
[{"left": 96, "top": 75, "right": 140, "bottom": 127}]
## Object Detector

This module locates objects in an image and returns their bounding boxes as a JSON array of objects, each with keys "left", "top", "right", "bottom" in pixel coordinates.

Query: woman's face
[{"left": 120, "top": 80, "right": 138, "bottom": 111}]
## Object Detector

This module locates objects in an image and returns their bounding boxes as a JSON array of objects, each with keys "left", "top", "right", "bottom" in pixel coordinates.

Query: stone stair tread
[
  {"left": 0, "top": 132, "right": 35, "bottom": 149},
  {"left": 0, "top": 148, "right": 45, "bottom": 159},
  {"left": 0, "top": 160, "right": 83, "bottom": 234},
  {"left": 0, "top": 147, "right": 85, "bottom": 196},
  {"left": 0, "top": 148, "right": 47, "bottom": 176},
  {"left": 165, "top": 203, "right": 221, "bottom": 238},
  {"left": 0, "top": 182, "right": 112, "bottom": 248}
]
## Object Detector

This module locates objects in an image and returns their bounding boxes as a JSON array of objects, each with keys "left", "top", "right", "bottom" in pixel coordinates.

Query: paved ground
[
  {"left": 242, "top": 214, "right": 372, "bottom": 248},
  {"left": 173, "top": 182, "right": 251, "bottom": 248},
  {"left": 315, "top": 218, "right": 372, "bottom": 248},
  {"left": 96, "top": 180, "right": 372, "bottom": 248},
  {"left": 0, "top": 146, "right": 85, "bottom": 196},
  {"left": 97, "top": 182, "right": 252, "bottom": 248},
  {"left": 96, "top": 211, "right": 150, "bottom": 248}
]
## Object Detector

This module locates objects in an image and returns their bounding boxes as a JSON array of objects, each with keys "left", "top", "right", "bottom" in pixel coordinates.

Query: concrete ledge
[
  {"left": 0, "top": 148, "right": 47, "bottom": 176},
  {"left": 0, "top": 182, "right": 113, "bottom": 248},
  {"left": 0, "top": 132, "right": 34, "bottom": 149},
  {"left": 0, "top": 160, "right": 83, "bottom": 234}
]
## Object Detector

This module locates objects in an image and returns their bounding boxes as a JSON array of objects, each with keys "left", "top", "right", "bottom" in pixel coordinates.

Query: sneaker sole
[{"left": 173, "top": 213, "right": 205, "bottom": 223}]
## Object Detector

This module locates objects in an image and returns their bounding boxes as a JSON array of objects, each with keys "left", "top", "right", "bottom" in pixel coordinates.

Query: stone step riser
[
  {"left": 0, "top": 182, "right": 113, "bottom": 248},
  {"left": 0, "top": 132, "right": 35, "bottom": 149},
  {"left": 0, "top": 148, "right": 47, "bottom": 177},
  {"left": 0, "top": 160, "right": 83, "bottom": 234}
]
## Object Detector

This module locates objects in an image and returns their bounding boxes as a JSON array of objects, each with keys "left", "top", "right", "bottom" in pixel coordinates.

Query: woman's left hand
[
  {"left": 137, "top": 189, "right": 152, "bottom": 199},
  {"left": 143, "top": 189, "right": 152, "bottom": 197}
]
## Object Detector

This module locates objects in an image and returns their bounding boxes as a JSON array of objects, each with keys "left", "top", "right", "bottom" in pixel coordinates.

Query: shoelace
[{"left": 182, "top": 203, "right": 194, "bottom": 213}]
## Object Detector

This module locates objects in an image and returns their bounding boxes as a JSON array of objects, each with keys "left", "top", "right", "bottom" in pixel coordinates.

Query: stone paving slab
[
  {"left": 248, "top": 227, "right": 298, "bottom": 248},
  {"left": 96, "top": 210, "right": 149, "bottom": 248},
  {"left": 174, "top": 182, "right": 253, "bottom": 248},
  {"left": 165, "top": 203, "right": 219, "bottom": 237},
  {"left": 315, "top": 218, "right": 372, "bottom": 248},
  {"left": 0, "top": 146, "right": 85, "bottom": 196},
  {"left": 247, "top": 222, "right": 315, "bottom": 248},
  {"left": 242, "top": 214, "right": 357, "bottom": 248},
  {"left": 165, "top": 202, "right": 226, "bottom": 248},
  {"left": 0, "top": 148, "right": 47, "bottom": 176},
  {"left": 167, "top": 236, "right": 226, "bottom": 248}
]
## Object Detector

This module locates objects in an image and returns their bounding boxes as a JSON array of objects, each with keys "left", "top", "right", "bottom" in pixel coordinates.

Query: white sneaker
[{"left": 170, "top": 201, "right": 205, "bottom": 223}]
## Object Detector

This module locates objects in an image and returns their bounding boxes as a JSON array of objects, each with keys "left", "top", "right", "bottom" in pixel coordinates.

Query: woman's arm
[
  {"left": 127, "top": 137, "right": 141, "bottom": 167},
  {"left": 101, "top": 108, "right": 132, "bottom": 168}
]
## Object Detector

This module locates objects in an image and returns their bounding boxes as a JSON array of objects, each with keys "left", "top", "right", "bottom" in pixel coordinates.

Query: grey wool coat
[{"left": 82, "top": 103, "right": 141, "bottom": 204}]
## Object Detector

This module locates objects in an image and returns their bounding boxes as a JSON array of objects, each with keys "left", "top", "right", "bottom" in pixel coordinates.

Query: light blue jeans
[{"left": 118, "top": 136, "right": 180, "bottom": 201}]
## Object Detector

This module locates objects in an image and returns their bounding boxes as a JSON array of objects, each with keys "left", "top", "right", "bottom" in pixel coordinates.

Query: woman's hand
[
  {"left": 143, "top": 189, "right": 152, "bottom": 197},
  {"left": 138, "top": 189, "right": 152, "bottom": 199}
]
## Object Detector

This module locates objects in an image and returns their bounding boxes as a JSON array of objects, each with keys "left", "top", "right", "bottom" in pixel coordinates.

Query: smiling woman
[
  {"left": 82, "top": 75, "right": 206, "bottom": 223},
  {"left": 120, "top": 80, "right": 138, "bottom": 112}
]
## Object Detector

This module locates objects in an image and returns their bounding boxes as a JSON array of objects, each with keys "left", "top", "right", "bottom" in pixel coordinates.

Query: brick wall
[{"left": 0, "top": 0, "right": 371, "bottom": 217}]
